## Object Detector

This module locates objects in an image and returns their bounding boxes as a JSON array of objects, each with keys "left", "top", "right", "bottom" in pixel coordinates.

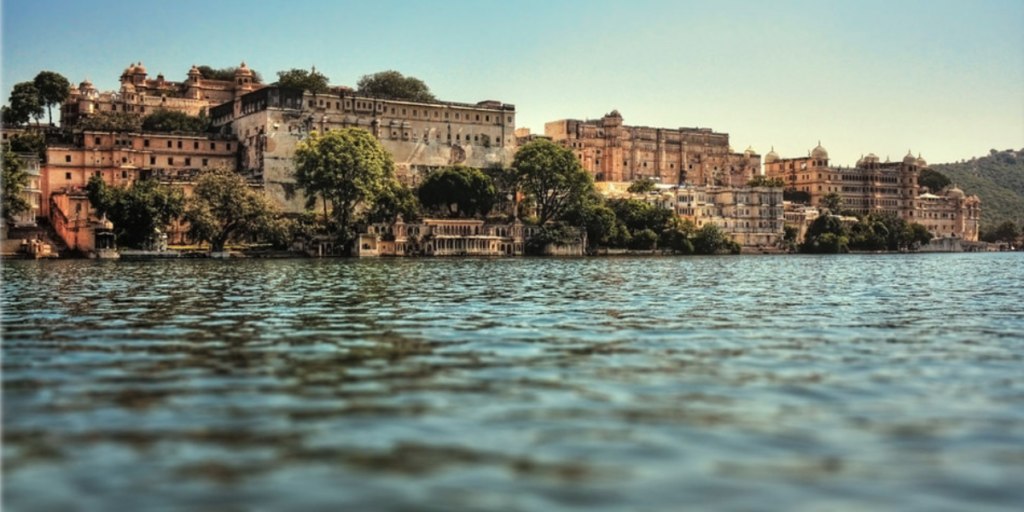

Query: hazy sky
[{"left": 2, "top": 0, "right": 1022, "bottom": 165}]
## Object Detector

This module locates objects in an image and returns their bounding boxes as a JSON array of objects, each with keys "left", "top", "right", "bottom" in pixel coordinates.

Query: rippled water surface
[{"left": 3, "top": 254, "right": 1024, "bottom": 511}]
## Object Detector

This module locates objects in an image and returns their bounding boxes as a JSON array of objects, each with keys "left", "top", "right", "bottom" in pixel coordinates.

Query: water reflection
[{"left": 4, "top": 254, "right": 1024, "bottom": 511}]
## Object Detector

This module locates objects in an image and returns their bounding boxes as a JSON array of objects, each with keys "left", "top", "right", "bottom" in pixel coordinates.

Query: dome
[
  {"left": 133, "top": 61, "right": 146, "bottom": 74},
  {"left": 744, "top": 145, "right": 756, "bottom": 157},
  {"left": 123, "top": 63, "right": 136, "bottom": 76},
  {"left": 79, "top": 78, "right": 94, "bottom": 90},
  {"left": 235, "top": 62, "right": 253, "bottom": 76},
  {"left": 764, "top": 146, "right": 780, "bottom": 164},
  {"left": 864, "top": 153, "right": 880, "bottom": 163},
  {"left": 607, "top": 109, "right": 622, "bottom": 118},
  {"left": 915, "top": 153, "right": 927, "bottom": 167},
  {"left": 948, "top": 185, "right": 965, "bottom": 199},
  {"left": 903, "top": 150, "right": 917, "bottom": 165},
  {"left": 810, "top": 140, "right": 828, "bottom": 160},
  {"left": 188, "top": 64, "right": 201, "bottom": 76},
  {"left": 121, "top": 82, "right": 135, "bottom": 93}
]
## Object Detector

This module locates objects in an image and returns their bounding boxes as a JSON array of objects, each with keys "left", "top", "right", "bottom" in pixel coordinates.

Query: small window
[
  {"left": 168, "top": 157, "right": 174, "bottom": 165},
  {"left": 65, "top": 155, "right": 71, "bottom": 163},
  {"left": 150, "top": 157, "right": 156, "bottom": 165},
  {"left": 455, "top": 113, "right": 460, "bottom": 120},
  {"left": 167, "top": 141, "right": 172, "bottom": 148},
  {"left": 66, "top": 172, "right": 71, "bottom": 180},
  {"left": 226, "top": 143, "right": 231, "bottom": 150},
  {"left": 402, "top": 109, "right": 406, "bottom": 115},
  {"left": 486, "top": 116, "right": 490, "bottom": 122},
  {"left": 185, "top": 158, "right": 191, "bottom": 166},
  {"left": 211, "top": 142, "right": 216, "bottom": 150},
  {"left": 94, "top": 137, "right": 101, "bottom": 144},
  {"left": 194, "top": 142, "right": 199, "bottom": 149},
  {"left": 122, "top": 157, "right": 127, "bottom": 163},
  {"left": 177, "top": 141, "right": 182, "bottom": 149},
  {"left": 122, "top": 171, "right": 128, "bottom": 179},
  {"left": 475, "top": 115, "right": 480, "bottom": 121},
  {"left": 391, "top": 108, "right": 395, "bottom": 114},
  {"left": 144, "top": 139, "right": 150, "bottom": 147},
  {"left": 308, "top": 101, "right": 314, "bottom": 107},
  {"left": 202, "top": 158, "right": 208, "bottom": 166}
]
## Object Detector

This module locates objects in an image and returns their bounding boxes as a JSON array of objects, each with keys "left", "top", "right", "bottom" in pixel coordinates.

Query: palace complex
[
  {"left": 1, "top": 58, "right": 985, "bottom": 255},
  {"left": 544, "top": 111, "right": 760, "bottom": 187},
  {"left": 763, "top": 143, "right": 980, "bottom": 241}
]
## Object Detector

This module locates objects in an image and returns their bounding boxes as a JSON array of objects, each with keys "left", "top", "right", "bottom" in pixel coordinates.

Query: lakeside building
[
  {"left": 211, "top": 86, "right": 517, "bottom": 213},
  {"left": 597, "top": 182, "right": 785, "bottom": 248},
  {"left": 355, "top": 216, "right": 584, "bottom": 257},
  {"left": 763, "top": 144, "right": 980, "bottom": 241},
  {"left": 61, "top": 62, "right": 262, "bottom": 126},
  {"left": 4, "top": 152, "right": 43, "bottom": 228},
  {"left": 544, "top": 111, "right": 761, "bottom": 187}
]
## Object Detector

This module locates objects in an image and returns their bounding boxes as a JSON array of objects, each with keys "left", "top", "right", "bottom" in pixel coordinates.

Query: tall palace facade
[
  {"left": 544, "top": 110, "right": 760, "bottom": 187},
  {"left": 763, "top": 144, "right": 980, "bottom": 241}
]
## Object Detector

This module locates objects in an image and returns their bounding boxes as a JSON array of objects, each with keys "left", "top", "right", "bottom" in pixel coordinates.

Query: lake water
[{"left": 3, "top": 254, "right": 1024, "bottom": 512}]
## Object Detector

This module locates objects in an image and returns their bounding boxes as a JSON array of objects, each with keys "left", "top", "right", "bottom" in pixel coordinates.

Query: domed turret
[
  {"left": 864, "top": 153, "right": 880, "bottom": 163},
  {"left": 235, "top": 62, "right": 253, "bottom": 77},
  {"left": 608, "top": 109, "right": 622, "bottom": 118},
  {"left": 133, "top": 61, "right": 147, "bottom": 75},
  {"left": 189, "top": 64, "right": 201, "bottom": 76},
  {"left": 915, "top": 153, "right": 927, "bottom": 168},
  {"left": 948, "top": 185, "right": 965, "bottom": 199},
  {"left": 810, "top": 140, "right": 828, "bottom": 160},
  {"left": 764, "top": 146, "right": 780, "bottom": 164},
  {"left": 79, "top": 78, "right": 94, "bottom": 91},
  {"left": 744, "top": 146, "right": 756, "bottom": 157},
  {"left": 903, "top": 150, "right": 917, "bottom": 165}
]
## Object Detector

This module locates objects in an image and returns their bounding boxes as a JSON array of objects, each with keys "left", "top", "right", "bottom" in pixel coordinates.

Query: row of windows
[
  {"left": 90, "top": 137, "right": 231, "bottom": 151},
  {"left": 311, "top": 98, "right": 512, "bottom": 124}
]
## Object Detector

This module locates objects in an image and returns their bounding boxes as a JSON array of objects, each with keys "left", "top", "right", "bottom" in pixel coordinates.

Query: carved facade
[
  {"left": 545, "top": 111, "right": 760, "bottom": 187},
  {"left": 211, "top": 87, "right": 517, "bottom": 214}
]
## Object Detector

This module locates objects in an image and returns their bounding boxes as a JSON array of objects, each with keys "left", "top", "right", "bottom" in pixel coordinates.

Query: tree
[
  {"left": 783, "top": 189, "right": 811, "bottom": 203},
  {"left": 983, "top": 220, "right": 1022, "bottom": 243},
  {"left": 801, "top": 214, "right": 849, "bottom": 253},
  {"left": 365, "top": 179, "right": 421, "bottom": 224},
  {"left": 141, "top": 109, "right": 210, "bottom": 133},
  {"left": 7, "top": 82, "right": 44, "bottom": 126},
  {"left": 184, "top": 170, "right": 280, "bottom": 252},
  {"left": 33, "top": 71, "right": 71, "bottom": 126},
  {"left": 512, "top": 139, "right": 595, "bottom": 225},
  {"left": 86, "top": 176, "right": 186, "bottom": 248},
  {"left": 820, "top": 192, "right": 843, "bottom": 214},
  {"left": 918, "top": 168, "right": 951, "bottom": 192},
  {"left": 197, "top": 65, "right": 263, "bottom": 84},
  {"left": 692, "top": 223, "right": 732, "bottom": 254},
  {"left": 417, "top": 166, "right": 496, "bottom": 218},
  {"left": 906, "top": 223, "right": 933, "bottom": 249},
  {"left": 747, "top": 176, "right": 785, "bottom": 188},
  {"left": 2, "top": 148, "right": 31, "bottom": 224},
  {"left": 75, "top": 111, "right": 143, "bottom": 132},
  {"left": 561, "top": 199, "right": 618, "bottom": 252},
  {"left": 276, "top": 68, "right": 329, "bottom": 94},
  {"left": 627, "top": 177, "right": 658, "bottom": 194},
  {"left": 356, "top": 70, "right": 436, "bottom": 102},
  {"left": 7, "top": 130, "right": 46, "bottom": 160},
  {"left": 293, "top": 128, "right": 394, "bottom": 243}
]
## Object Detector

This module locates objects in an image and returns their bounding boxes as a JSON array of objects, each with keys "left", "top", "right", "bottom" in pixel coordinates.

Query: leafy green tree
[
  {"left": 561, "top": 198, "right": 618, "bottom": 251},
  {"left": 907, "top": 223, "right": 934, "bottom": 249},
  {"left": 141, "top": 109, "right": 210, "bottom": 133},
  {"left": 197, "top": 65, "right": 263, "bottom": 84},
  {"left": 33, "top": 71, "right": 71, "bottom": 126},
  {"left": 276, "top": 68, "right": 329, "bottom": 94},
  {"left": 820, "top": 192, "right": 843, "bottom": 214},
  {"left": 2, "top": 148, "right": 31, "bottom": 223},
  {"left": 627, "top": 177, "right": 657, "bottom": 194},
  {"left": 692, "top": 223, "right": 733, "bottom": 254},
  {"left": 75, "top": 111, "right": 144, "bottom": 132},
  {"left": 800, "top": 214, "right": 849, "bottom": 253},
  {"left": 184, "top": 169, "right": 280, "bottom": 252},
  {"left": 365, "top": 179, "right": 422, "bottom": 224},
  {"left": 629, "top": 228, "right": 658, "bottom": 250},
  {"left": 7, "top": 131, "right": 46, "bottom": 159},
  {"left": 86, "top": 176, "right": 186, "bottom": 248},
  {"left": 293, "top": 128, "right": 394, "bottom": 243},
  {"left": 982, "top": 220, "right": 1022, "bottom": 243},
  {"left": 513, "top": 139, "right": 595, "bottom": 225},
  {"left": 783, "top": 189, "right": 811, "bottom": 203},
  {"left": 417, "top": 165, "right": 496, "bottom": 218},
  {"left": 7, "top": 82, "right": 44, "bottom": 126},
  {"left": 747, "top": 176, "right": 785, "bottom": 188},
  {"left": 918, "top": 168, "right": 951, "bottom": 192},
  {"left": 356, "top": 70, "right": 436, "bottom": 102}
]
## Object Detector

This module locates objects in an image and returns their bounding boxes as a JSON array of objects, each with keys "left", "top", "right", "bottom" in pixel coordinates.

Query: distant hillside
[{"left": 930, "top": 148, "right": 1024, "bottom": 228}]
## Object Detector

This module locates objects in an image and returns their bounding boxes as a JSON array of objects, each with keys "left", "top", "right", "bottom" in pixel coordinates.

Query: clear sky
[{"left": 2, "top": 0, "right": 1022, "bottom": 166}]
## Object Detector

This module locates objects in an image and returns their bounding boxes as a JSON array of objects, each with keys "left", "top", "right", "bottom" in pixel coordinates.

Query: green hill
[{"left": 930, "top": 148, "right": 1024, "bottom": 228}]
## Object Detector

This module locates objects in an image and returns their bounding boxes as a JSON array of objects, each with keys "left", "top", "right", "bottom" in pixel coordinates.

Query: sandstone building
[
  {"left": 61, "top": 62, "right": 262, "bottom": 126},
  {"left": 763, "top": 143, "right": 980, "bottom": 241},
  {"left": 598, "top": 182, "right": 785, "bottom": 248},
  {"left": 545, "top": 111, "right": 760, "bottom": 187},
  {"left": 211, "top": 86, "right": 516, "bottom": 213}
]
